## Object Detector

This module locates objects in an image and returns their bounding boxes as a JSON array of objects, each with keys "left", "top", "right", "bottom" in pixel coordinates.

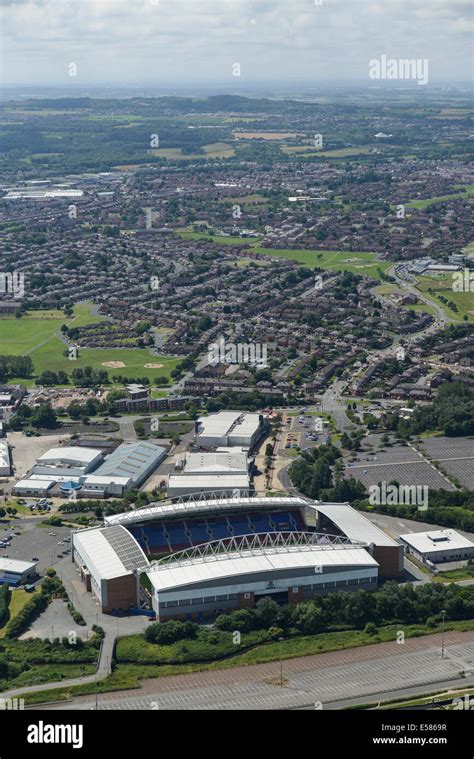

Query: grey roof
[{"left": 91, "top": 441, "right": 166, "bottom": 481}]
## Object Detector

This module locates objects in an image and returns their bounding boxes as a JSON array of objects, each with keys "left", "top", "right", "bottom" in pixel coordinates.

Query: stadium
[{"left": 71, "top": 493, "right": 404, "bottom": 617}]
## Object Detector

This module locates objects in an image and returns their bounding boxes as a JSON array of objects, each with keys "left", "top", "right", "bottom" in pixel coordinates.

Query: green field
[
  {"left": 415, "top": 273, "right": 473, "bottom": 321},
  {"left": 0, "top": 303, "right": 180, "bottom": 382},
  {"left": 253, "top": 247, "right": 391, "bottom": 279},
  {"left": 405, "top": 185, "right": 474, "bottom": 210},
  {"left": 150, "top": 142, "right": 235, "bottom": 160}
]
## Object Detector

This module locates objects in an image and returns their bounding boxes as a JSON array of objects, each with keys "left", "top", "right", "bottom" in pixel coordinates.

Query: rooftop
[
  {"left": 0, "top": 558, "right": 37, "bottom": 573},
  {"left": 147, "top": 538, "right": 377, "bottom": 592},
  {"left": 91, "top": 441, "right": 166, "bottom": 481},
  {"left": 37, "top": 447, "right": 101, "bottom": 465},
  {"left": 399, "top": 530, "right": 474, "bottom": 553},
  {"left": 312, "top": 502, "right": 399, "bottom": 548},
  {"left": 73, "top": 524, "right": 149, "bottom": 581}
]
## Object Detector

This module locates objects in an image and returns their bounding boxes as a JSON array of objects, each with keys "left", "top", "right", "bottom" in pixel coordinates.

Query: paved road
[{"left": 25, "top": 630, "right": 474, "bottom": 711}]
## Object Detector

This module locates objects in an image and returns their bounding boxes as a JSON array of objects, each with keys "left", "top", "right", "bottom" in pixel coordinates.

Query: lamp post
[
  {"left": 278, "top": 637, "right": 285, "bottom": 687},
  {"left": 441, "top": 609, "right": 446, "bottom": 659}
]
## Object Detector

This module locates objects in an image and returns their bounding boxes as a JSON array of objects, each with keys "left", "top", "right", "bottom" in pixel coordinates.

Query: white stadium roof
[
  {"left": 313, "top": 502, "right": 399, "bottom": 547},
  {"left": 147, "top": 544, "right": 378, "bottom": 593},
  {"left": 104, "top": 495, "right": 309, "bottom": 527},
  {"left": 73, "top": 524, "right": 149, "bottom": 581}
]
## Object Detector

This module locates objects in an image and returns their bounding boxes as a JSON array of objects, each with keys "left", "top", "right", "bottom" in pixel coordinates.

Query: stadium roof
[
  {"left": 147, "top": 540, "right": 378, "bottom": 592},
  {"left": 104, "top": 495, "right": 309, "bottom": 527},
  {"left": 73, "top": 525, "right": 149, "bottom": 581},
  {"left": 91, "top": 441, "right": 165, "bottom": 482},
  {"left": 399, "top": 530, "right": 474, "bottom": 554},
  {"left": 312, "top": 502, "right": 399, "bottom": 547}
]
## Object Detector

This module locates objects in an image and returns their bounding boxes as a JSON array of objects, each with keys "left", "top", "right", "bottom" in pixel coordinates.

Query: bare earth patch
[
  {"left": 144, "top": 363, "right": 164, "bottom": 369},
  {"left": 101, "top": 361, "right": 126, "bottom": 368}
]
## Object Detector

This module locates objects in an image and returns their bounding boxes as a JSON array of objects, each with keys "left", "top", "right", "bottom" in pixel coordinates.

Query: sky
[{"left": 1, "top": 0, "right": 473, "bottom": 88}]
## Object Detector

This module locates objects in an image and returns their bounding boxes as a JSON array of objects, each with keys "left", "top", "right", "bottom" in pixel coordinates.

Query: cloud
[{"left": 1, "top": 0, "right": 472, "bottom": 85}]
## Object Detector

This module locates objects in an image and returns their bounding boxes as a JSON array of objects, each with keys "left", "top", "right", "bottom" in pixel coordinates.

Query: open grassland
[
  {"left": 0, "top": 303, "right": 180, "bottom": 381},
  {"left": 415, "top": 273, "right": 474, "bottom": 321},
  {"left": 281, "top": 146, "right": 373, "bottom": 158},
  {"left": 150, "top": 142, "right": 235, "bottom": 160},
  {"left": 405, "top": 185, "right": 474, "bottom": 209},
  {"left": 253, "top": 247, "right": 391, "bottom": 279}
]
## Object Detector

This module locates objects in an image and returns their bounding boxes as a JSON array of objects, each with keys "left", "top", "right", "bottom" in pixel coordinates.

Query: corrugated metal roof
[
  {"left": 73, "top": 525, "right": 149, "bottom": 581},
  {"left": 91, "top": 441, "right": 165, "bottom": 481}
]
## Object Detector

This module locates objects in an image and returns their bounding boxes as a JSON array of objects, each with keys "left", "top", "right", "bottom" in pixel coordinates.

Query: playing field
[
  {"left": 252, "top": 247, "right": 392, "bottom": 279},
  {"left": 415, "top": 273, "right": 473, "bottom": 321},
  {"left": 0, "top": 303, "right": 180, "bottom": 382}
]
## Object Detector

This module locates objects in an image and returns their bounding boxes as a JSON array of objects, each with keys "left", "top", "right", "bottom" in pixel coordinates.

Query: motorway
[{"left": 33, "top": 630, "right": 474, "bottom": 711}]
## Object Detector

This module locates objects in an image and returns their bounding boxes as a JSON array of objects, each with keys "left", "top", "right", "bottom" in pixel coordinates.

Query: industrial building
[
  {"left": 0, "top": 439, "right": 11, "bottom": 476},
  {"left": 168, "top": 448, "right": 251, "bottom": 498},
  {"left": 13, "top": 441, "right": 166, "bottom": 499},
  {"left": 72, "top": 525, "right": 149, "bottom": 613},
  {"left": 167, "top": 474, "right": 251, "bottom": 499},
  {"left": 0, "top": 558, "right": 38, "bottom": 586},
  {"left": 399, "top": 530, "right": 474, "bottom": 564},
  {"left": 81, "top": 441, "right": 166, "bottom": 496},
  {"left": 196, "top": 411, "right": 266, "bottom": 449},
  {"left": 310, "top": 502, "right": 404, "bottom": 578}
]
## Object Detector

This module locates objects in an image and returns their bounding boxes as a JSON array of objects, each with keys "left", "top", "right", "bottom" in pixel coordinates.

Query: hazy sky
[{"left": 1, "top": 0, "right": 472, "bottom": 87}]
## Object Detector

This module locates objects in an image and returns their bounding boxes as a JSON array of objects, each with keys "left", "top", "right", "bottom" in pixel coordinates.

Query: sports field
[
  {"left": 252, "top": 247, "right": 392, "bottom": 279},
  {"left": 0, "top": 302, "right": 180, "bottom": 382},
  {"left": 415, "top": 273, "right": 473, "bottom": 321}
]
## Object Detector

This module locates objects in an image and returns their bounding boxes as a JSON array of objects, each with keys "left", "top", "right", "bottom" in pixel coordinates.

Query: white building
[
  {"left": 0, "top": 558, "right": 38, "bottom": 586},
  {"left": 399, "top": 530, "right": 474, "bottom": 564},
  {"left": 34, "top": 447, "right": 102, "bottom": 475},
  {"left": 196, "top": 411, "right": 264, "bottom": 449},
  {"left": 0, "top": 440, "right": 10, "bottom": 476},
  {"left": 13, "top": 478, "right": 56, "bottom": 497},
  {"left": 167, "top": 474, "right": 251, "bottom": 499}
]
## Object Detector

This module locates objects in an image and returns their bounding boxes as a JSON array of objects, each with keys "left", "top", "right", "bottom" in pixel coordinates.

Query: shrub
[
  {"left": 0, "top": 585, "right": 11, "bottom": 627},
  {"left": 144, "top": 619, "right": 198, "bottom": 645},
  {"left": 5, "top": 593, "right": 48, "bottom": 639}
]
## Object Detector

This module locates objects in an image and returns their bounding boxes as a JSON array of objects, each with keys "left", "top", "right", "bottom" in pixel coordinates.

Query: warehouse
[
  {"left": 146, "top": 534, "right": 379, "bottom": 621},
  {"left": 34, "top": 447, "right": 102, "bottom": 474},
  {"left": 72, "top": 525, "right": 149, "bottom": 612},
  {"left": 83, "top": 441, "right": 166, "bottom": 490},
  {"left": 179, "top": 449, "right": 249, "bottom": 476},
  {"left": 13, "top": 478, "right": 56, "bottom": 497},
  {"left": 0, "top": 439, "right": 11, "bottom": 476},
  {"left": 0, "top": 558, "right": 38, "bottom": 586},
  {"left": 196, "top": 411, "right": 266, "bottom": 449},
  {"left": 167, "top": 474, "right": 251, "bottom": 499},
  {"left": 399, "top": 530, "right": 474, "bottom": 564},
  {"left": 312, "top": 502, "right": 404, "bottom": 578}
]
